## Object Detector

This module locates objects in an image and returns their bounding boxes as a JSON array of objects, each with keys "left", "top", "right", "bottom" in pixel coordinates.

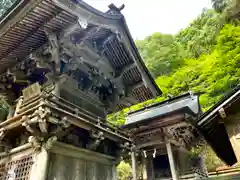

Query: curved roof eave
[{"left": 52, "top": 0, "right": 162, "bottom": 97}]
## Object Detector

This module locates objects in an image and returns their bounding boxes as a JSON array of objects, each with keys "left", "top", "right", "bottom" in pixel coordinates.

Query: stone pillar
[
  {"left": 29, "top": 147, "right": 49, "bottom": 180},
  {"left": 146, "top": 156, "right": 154, "bottom": 180},
  {"left": 166, "top": 141, "right": 178, "bottom": 180},
  {"left": 131, "top": 151, "right": 137, "bottom": 180}
]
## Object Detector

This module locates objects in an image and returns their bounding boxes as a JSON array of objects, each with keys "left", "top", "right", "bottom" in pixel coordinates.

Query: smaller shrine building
[{"left": 124, "top": 92, "right": 236, "bottom": 180}]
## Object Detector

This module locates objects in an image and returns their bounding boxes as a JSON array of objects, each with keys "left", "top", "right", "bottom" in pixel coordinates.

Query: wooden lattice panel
[{"left": 0, "top": 155, "right": 34, "bottom": 180}]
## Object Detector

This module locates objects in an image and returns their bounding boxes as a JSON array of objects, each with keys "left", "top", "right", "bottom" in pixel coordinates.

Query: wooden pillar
[
  {"left": 112, "top": 164, "right": 117, "bottom": 180},
  {"left": 29, "top": 147, "right": 49, "bottom": 180},
  {"left": 199, "top": 153, "right": 208, "bottom": 177},
  {"left": 146, "top": 156, "right": 154, "bottom": 180},
  {"left": 166, "top": 141, "right": 178, "bottom": 180},
  {"left": 131, "top": 151, "right": 137, "bottom": 180},
  {"left": 141, "top": 156, "right": 147, "bottom": 180}
]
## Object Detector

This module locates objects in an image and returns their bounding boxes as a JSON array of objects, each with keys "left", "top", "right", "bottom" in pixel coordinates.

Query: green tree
[
  {"left": 212, "top": 0, "right": 229, "bottom": 12},
  {"left": 136, "top": 33, "right": 187, "bottom": 78},
  {"left": 156, "top": 24, "right": 240, "bottom": 111},
  {"left": 176, "top": 9, "right": 225, "bottom": 58},
  {"left": 225, "top": 0, "right": 240, "bottom": 20},
  {"left": 117, "top": 161, "right": 132, "bottom": 180}
]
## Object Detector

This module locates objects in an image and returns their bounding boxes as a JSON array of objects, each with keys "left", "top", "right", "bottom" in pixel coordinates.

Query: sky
[{"left": 85, "top": 0, "right": 212, "bottom": 40}]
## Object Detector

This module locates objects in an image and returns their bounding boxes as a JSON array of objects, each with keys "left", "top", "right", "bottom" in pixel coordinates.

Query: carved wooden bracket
[
  {"left": 33, "top": 107, "right": 52, "bottom": 133},
  {"left": 21, "top": 116, "right": 40, "bottom": 134},
  {"left": 60, "top": 116, "right": 71, "bottom": 128},
  {"left": 44, "top": 136, "right": 58, "bottom": 150},
  {"left": 28, "top": 136, "right": 41, "bottom": 151},
  {"left": 116, "top": 142, "right": 132, "bottom": 157},
  {"left": 44, "top": 29, "right": 61, "bottom": 77},
  {"left": 87, "top": 130, "right": 105, "bottom": 150}
]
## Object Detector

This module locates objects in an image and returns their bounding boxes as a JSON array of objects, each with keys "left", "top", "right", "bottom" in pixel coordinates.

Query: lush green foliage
[
  {"left": 176, "top": 9, "right": 225, "bottom": 59},
  {"left": 212, "top": 0, "right": 229, "bottom": 12},
  {"left": 204, "top": 146, "right": 225, "bottom": 171},
  {"left": 212, "top": 0, "right": 240, "bottom": 20},
  {"left": 156, "top": 23, "right": 240, "bottom": 111},
  {"left": 136, "top": 33, "right": 187, "bottom": 78},
  {"left": 117, "top": 161, "right": 132, "bottom": 180}
]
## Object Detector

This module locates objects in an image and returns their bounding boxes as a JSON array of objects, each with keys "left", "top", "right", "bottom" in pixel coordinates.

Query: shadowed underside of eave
[{"left": 197, "top": 86, "right": 240, "bottom": 166}]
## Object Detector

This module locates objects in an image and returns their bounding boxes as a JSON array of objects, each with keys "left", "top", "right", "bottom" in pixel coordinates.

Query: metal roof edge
[
  {"left": 122, "top": 107, "right": 197, "bottom": 129},
  {"left": 197, "top": 85, "right": 240, "bottom": 125},
  {"left": 128, "top": 92, "right": 197, "bottom": 115}
]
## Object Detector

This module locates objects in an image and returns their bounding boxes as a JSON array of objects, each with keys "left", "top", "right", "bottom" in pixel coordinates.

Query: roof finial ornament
[
  {"left": 108, "top": 4, "right": 125, "bottom": 15},
  {"left": 78, "top": 18, "right": 88, "bottom": 29}
]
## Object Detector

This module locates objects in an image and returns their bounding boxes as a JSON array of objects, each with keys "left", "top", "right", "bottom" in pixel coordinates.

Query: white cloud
[{"left": 85, "top": 0, "right": 212, "bottom": 39}]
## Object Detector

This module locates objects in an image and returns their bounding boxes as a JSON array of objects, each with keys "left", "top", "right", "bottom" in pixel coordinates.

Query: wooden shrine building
[
  {"left": 124, "top": 92, "right": 237, "bottom": 180},
  {"left": 0, "top": 0, "right": 238, "bottom": 180},
  {"left": 198, "top": 85, "right": 240, "bottom": 169},
  {"left": 0, "top": 0, "right": 162, "bottom": 179}
]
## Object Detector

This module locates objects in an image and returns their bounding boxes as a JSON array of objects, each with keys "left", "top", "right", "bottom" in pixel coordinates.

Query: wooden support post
[
  {"left": 199, "top": 153, "right": 208, "bottom": 177},
  {"left": 131, "top": 151, "right": 137, "bottom": 180},
  {"left": 141, "top": 156, "right": 147, "bottom": 180},
  {"left": 112, "top": 165, "right": 117, "bottom": 180},
  {"left": 166, "top": 141, "right": 178, "bottom": 180},
  {"left": 29, "top": 147, "right": 49, "bottom": 180},
  {"left": 146, "top": 156, "right": 154, "bottom": 180}
]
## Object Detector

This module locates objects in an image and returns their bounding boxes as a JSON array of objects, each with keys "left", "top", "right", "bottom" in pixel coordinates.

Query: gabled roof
[
  {"left": 0, "top": 0, "right": 161, "bottom": 111},
  {"left": 196, "top": 86, "right": 240, "bottom": 166},
  {"left": 124, "top": 89, "right": 238, "bottom": 166},
  {"left": 124, "top": 92, "right": 201, "bottom": 127}
]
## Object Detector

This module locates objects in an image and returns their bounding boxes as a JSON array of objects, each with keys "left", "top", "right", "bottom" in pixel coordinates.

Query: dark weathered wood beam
[{"left": 52, "top": 0, "right": 121, "bottom": 31}]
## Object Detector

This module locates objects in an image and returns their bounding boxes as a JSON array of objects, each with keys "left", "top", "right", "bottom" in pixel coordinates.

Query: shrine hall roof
[
  {"left": 0, "top": 0, "right": 161, "bottom": 110},
  {"left": 196, "top": 86, "right": 240, "bottom": 166},
  {"left": 125, "top": 89, "right": 238, "bottom": 166},
  {"left": 125, "top": 92, "right": 201, "bottom": 127}
]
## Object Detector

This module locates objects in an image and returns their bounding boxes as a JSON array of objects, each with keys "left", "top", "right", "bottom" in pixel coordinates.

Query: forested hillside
[{"left": 147, "top": 20, "right": 240, "bottom": 112}]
